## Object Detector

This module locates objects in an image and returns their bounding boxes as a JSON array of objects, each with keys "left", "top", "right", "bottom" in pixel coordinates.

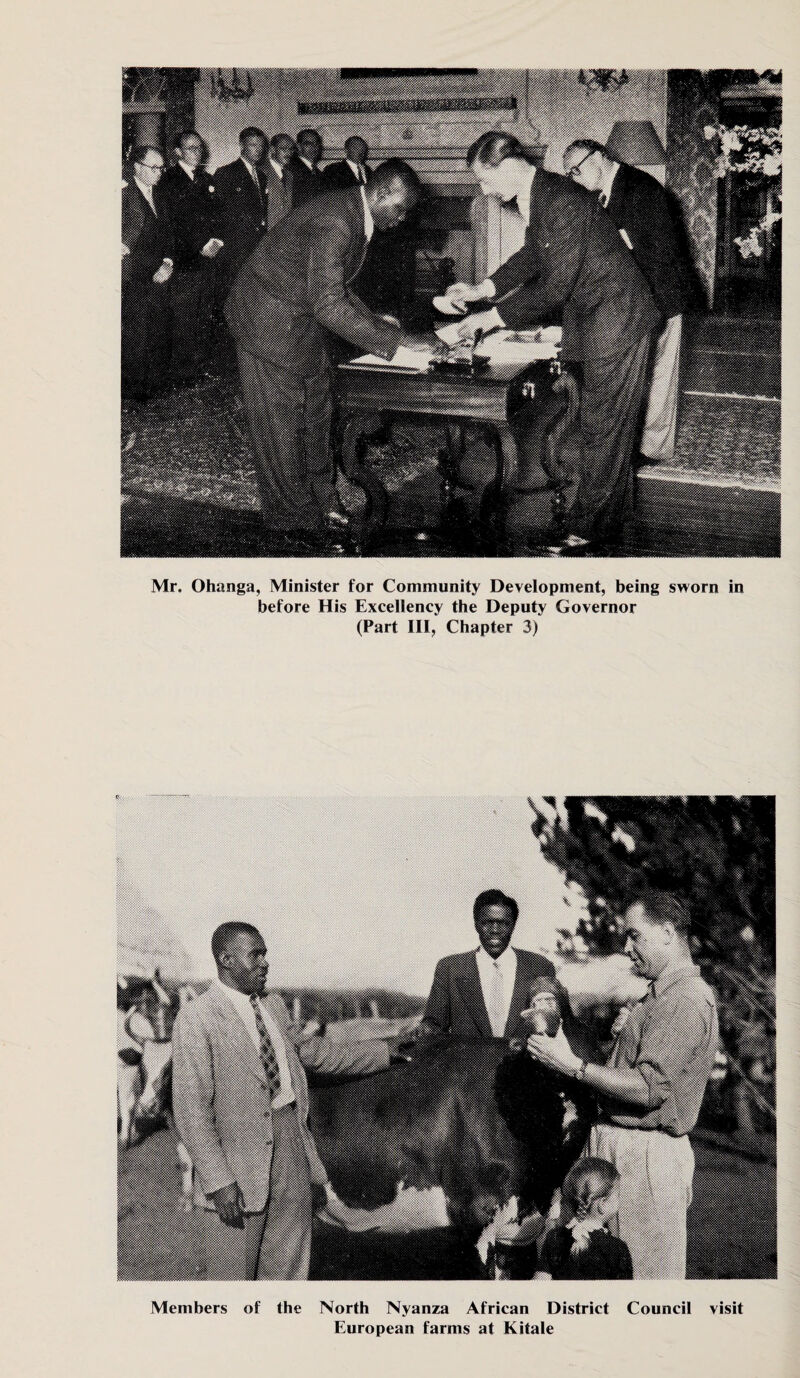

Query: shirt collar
[
  {"left": 268, "top": 157, "right": 284, "bottom": 179},
  {"left": 347, "top": 159, "right": 364, "bottom": 178},
  {"left": 360, "top": 184, "right": 374, "bottom": 241},
  {"left": 475, "top": 944, "right": 517, "bottom": 973},
  {"left": 134, "top": 175, "right": 155, "bottom": 203},
  {"left": 214, "top": 977, "right": 262, "bottom": 1011},
  {"left": 298, "top": 156, "right": 316, "bottom": 172},
  {"left": 178, "top": 160, "right": 195, "bottom": 180},
  {"left": 515, "top": 161, "right": 538, "bottom": 222},
  {"left": 600, "top": 159, "right": 620, "bottom": 206},
  {"left": 651, "top": 960, "right": 699, "bottom": 999}
]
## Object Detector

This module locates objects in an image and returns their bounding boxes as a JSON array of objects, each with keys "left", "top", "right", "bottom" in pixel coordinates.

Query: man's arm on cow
[
  {"left": 171, "top": 1011, "right": 241, "bottom": 1205},
  {"left": 526, "top": 1028, "right": 651, "bottom": 1107},
  {"left": 294, "top": 1027, "right": 391, "bottom": 1079},
  {"left": 422, "top": 958, "right": 452, "bottom": 1035}
]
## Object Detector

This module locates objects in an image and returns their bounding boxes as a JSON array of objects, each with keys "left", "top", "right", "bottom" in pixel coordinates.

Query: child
[{"left": 534, "top": 1158, "right": 633, "bottom": 1280}]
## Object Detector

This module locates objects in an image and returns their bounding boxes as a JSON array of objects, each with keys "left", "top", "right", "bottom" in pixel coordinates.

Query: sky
[{"left": 117, "top": 796, "right": 587, "bottom": 993}]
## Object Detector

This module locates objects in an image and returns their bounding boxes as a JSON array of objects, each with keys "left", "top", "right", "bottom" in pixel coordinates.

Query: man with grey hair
[
  {"left": 526, "top": 890, "right": 718, "bottom": 1279},
  {"left": 563, "top": 139, "right": 692, "bottom": 463},
  {"left": 446, "top": 131, "right": 660, "bottom": 545}
]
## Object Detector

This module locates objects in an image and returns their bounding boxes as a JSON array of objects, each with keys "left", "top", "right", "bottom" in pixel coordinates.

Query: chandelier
[
  {"left": 578, "top": 69, "right": 629, "bottom": 94},
  {"left": 210, "top": 69, "right": 255, "bottom": 104}
]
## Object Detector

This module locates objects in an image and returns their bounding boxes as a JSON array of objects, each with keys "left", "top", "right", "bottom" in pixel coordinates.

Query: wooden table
[{"left": 333, "top": 354, "right": 579, "bottom": 554}]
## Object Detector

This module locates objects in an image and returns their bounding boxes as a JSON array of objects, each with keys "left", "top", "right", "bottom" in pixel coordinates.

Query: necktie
[
  {"left": 599, "top": 191, "right": 608, "bottom": 208},
  {"left": 489, "top": 961, "right": 505, "bottom": 1037},
  {"left": 357, "top": 166, "right": 365, "bottom": 185},
  {"left": 249, "top": 995, "right": 282, "bottom": 1098}
]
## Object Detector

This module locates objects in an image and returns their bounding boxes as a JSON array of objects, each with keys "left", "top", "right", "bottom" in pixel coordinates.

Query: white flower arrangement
[{"left": 703, "top": 122, "right": 782, "bottom": 258}]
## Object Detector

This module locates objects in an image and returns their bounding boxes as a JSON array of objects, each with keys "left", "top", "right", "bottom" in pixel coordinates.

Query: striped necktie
[{"left": 249, "top": 995, "right": 282, "bottom": 1097}]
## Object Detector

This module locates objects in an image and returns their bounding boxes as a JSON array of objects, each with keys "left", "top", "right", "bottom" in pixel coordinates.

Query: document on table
[
  {"left": 475, "top": 327, "right": 562, "bottom": 363},
  {"left": 347, "top": 345, "right": 435, "bottom": 371}
]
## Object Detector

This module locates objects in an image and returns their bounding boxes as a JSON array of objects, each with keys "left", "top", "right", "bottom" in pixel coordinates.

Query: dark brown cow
[{"left": 309, "top": 1032, "right": 596, "bottom": 1276}]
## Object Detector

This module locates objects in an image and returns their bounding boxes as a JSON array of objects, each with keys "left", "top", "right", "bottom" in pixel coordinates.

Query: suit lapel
[
  {"left": 134, "top": 180, "right": 157, "bottom": 220},
  {"left": 346, "top": 188, "right": 369, "bottom": 283},
  {"left": 505, "top": 951, "right": 529, "bottom": 1037},
  {"left": 208, "top": 986, "right": 269, "bottom": 1086},
  {"left": 456, "top": 953, "right": 493, "bottom": 1037}
]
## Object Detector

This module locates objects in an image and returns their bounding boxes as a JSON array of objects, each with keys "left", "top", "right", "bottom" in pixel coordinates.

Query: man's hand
[
  {"left": 399, "top": 335, "right": 432, "bottom": 353},
  {"left": 445, "top": 280, "right": 490, "bottom": 311},
  {"left": 211, "top": 1181, "right": 245, "bottom": 1228},
  {"left": 456, "top": 309, "right": 501, "bottom": 341},
  {"left": 152, "top": 261, "right": 173, "bottom": 285},
  {"left": 526, "top": 1027, "right": 582, "bottom": 1078}
]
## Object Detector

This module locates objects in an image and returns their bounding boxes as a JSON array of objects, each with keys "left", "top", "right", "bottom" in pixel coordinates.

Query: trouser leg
[
  {"left": 255, "top": 1106, "right": 313, "bottom": 1281},
  {"left": 303, "top": 366, "right": 337, "bottom": 514},
  {"left": 571, "top": 332, "right": 653, "bottom": 540},
  {"left": 204, "top": 1205, "right": 268, "bottom": 1280},
  {"left": 640, "top": 315, "right": 682, "bottom": 460},
  {"left": 235, "top": 348, "right": 327, "bottom": 530},
  {"left": 587, "top": 1124, "right": 693, "bottom": 1280}
]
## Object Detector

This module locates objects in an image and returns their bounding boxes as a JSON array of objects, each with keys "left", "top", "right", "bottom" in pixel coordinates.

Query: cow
[{"left": 309, "top": 1021, "right": 597, "bottom": 1277}]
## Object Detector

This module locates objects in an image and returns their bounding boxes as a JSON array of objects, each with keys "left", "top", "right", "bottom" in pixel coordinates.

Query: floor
[{"left": 121, "top": 313, "right": 781, "bottom": 559}]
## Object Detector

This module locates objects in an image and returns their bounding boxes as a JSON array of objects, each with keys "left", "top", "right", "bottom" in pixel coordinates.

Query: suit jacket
[
  {"left": 158, "top": 164, "right": 221, "bottom": 271},
  {"left": 225, "top": 187, "right": 402, "bottom": 375},
  {"left": 292, "top": 158, "right": 327, "bottom": 209},
  {"left": 323, "top": 160, "right": 371, "bottom": 192},
  {"left": 121, "top": 178, "right": 174, "bottom": 286},
  {"left": 604, "top": 162, "right": 692, "bottom": 320},
  {"left": 264, "top": 160, "right": 293, "bottom": 230},
  {"left": 490, "top": 168, "right": 661, "bottom": 362},
  {"left": 424, "top": 948, "right": 556, "bottom": 1041},
  {"left": 172, "top": 983, "right": 389, "bottom": 1214},
  {"left": 214, "top": 157, "right": 268, "bottom": 287}
]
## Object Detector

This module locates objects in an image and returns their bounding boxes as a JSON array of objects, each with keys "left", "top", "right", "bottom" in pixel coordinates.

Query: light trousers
[
  {"left": 204, "top": 1106, "right": 313, "bottom": 1280},
  {"left": 640, "top": 313, "right": 683, "bottom": 461},
  {"left": 587, "top": 1122, "right": 694, "bottom": 1280}
]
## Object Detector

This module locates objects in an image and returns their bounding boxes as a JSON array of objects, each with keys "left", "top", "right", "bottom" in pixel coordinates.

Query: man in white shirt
[
  {"left": 323, "top": 136, "right": 372, "bottom": 191},
  {"left": 422, "top": 890, "right": 557, "bottom": 1041},
  {"left": 172, "top": 921, "right": 396, "bottom": 1280},
  {"left": 292, "top": 128, "right": 326, "bottom": 208}
]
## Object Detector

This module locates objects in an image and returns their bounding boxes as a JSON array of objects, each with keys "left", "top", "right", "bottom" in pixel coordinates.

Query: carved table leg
[{"left": 335, "top": 408, "right": 390, "bottom": 540}]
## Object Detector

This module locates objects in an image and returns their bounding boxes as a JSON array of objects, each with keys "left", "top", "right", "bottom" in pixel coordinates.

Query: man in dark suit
[
  {"left": 225, "top": 159, "right": 429, "bottom": 539},
  {"left": 121, "top": 146, "right": 174, "bottom": 401},
  {"left": 158, "top": 130, "right": 223, "bottom": 384},
  {"left": 322, "top": 135, "right": 371, "bottom": 191},
  {"left": 213, "top": 127, "right": 268, "bottom": 305},
  {"left": 423, "top": 889, "right": 556, "bottom": 1042},
  {"left": 563, "top": 139, "right": 693, "bottom": 462},
  {"left": 448, "top": 131, "right": 661, "bottom": 544},
  {"left": 292, "top": 129, "right": 326, "bottom": 208},
  {"left": 265, "top": 134, "right": 296, "bottom": 230}
]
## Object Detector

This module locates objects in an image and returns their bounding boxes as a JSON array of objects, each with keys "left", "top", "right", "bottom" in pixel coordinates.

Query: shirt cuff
[
  {"left": 162, "top": 257, "right": 173, "bottom": 267},
  {"left": 482, "top": 278, "right": 497, "bottom": 299}
]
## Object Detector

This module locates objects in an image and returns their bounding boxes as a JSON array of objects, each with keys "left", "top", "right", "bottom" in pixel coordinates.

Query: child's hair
[{"left": 560, "top": 1157, "right": 620, "bottom": 1255}]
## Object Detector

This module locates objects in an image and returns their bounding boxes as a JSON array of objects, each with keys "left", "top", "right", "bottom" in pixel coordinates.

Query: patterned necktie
[
  {"left": 249, "top": 995, "right": 282, "bottom": 1097},
  {"left": 489, "top": 961, "right": 505, "bottom": 1037}
]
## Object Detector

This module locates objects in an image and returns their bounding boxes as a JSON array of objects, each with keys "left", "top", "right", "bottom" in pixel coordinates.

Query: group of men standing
[
  {"left": 121, "top": 125, "right": 378, "bottom": 404},
  {"left": 123, "top": 118, "right": 693, "bottom": 546}
]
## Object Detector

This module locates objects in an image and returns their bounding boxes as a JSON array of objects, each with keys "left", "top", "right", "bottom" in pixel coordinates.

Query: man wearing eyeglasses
[
  {"left": 158, "top": 130, "right": 224, "bottom": 385},
  {"left": 122, "top": 146, "right": 175, "bottom": 401},
  {"left": 445, "top": 132, "right": 660, "bottom": 547},
  {"left": 563, "top": 140, "right": 692, "bottom": 465}
]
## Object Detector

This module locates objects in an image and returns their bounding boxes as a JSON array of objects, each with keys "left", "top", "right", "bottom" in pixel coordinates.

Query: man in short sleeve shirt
[{"left": 527, "top": 892, "right": 718, "bottom": 1279}]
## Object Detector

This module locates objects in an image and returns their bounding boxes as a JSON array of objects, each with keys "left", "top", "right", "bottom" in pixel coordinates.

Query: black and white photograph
[
  {"left": 121, "top": 68, "right": 781, "bottom": 559},
  {"left": 117, "top": 795, "right": 776, "bottom": 1283}
]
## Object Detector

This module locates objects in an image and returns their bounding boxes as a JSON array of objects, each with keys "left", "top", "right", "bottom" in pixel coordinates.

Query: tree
[{"left": 528, "top": 797, "right": 775, "bottom": 1129}]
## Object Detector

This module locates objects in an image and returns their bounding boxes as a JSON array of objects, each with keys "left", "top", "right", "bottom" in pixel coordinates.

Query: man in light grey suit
[{"left": 172, "top": 921, "right": 391, "bottom": 1280}]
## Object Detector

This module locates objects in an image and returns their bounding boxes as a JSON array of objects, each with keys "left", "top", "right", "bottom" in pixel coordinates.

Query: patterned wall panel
[{"left": 666, "top": 70, "right": 720, "bottom": 309}]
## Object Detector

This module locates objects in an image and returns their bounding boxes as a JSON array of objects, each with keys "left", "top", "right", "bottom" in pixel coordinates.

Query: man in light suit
[
  {"left": 563, "top": 140, "right": 693, "bottom": 463},
  {"left": 423, "top": 890, "right": 557, "bottom": 1042},
  {"left": 448, "top": 131, "right": 660, "bottom": 544},
  {"left": 265, "top": 134, "right": 296, "bottom": 230},
  {"left": 172, "top": 921, "right": 393, "bottom": 1281},
  {"left": 225, "top": 159, "right": 428, "bottom": 537}
]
